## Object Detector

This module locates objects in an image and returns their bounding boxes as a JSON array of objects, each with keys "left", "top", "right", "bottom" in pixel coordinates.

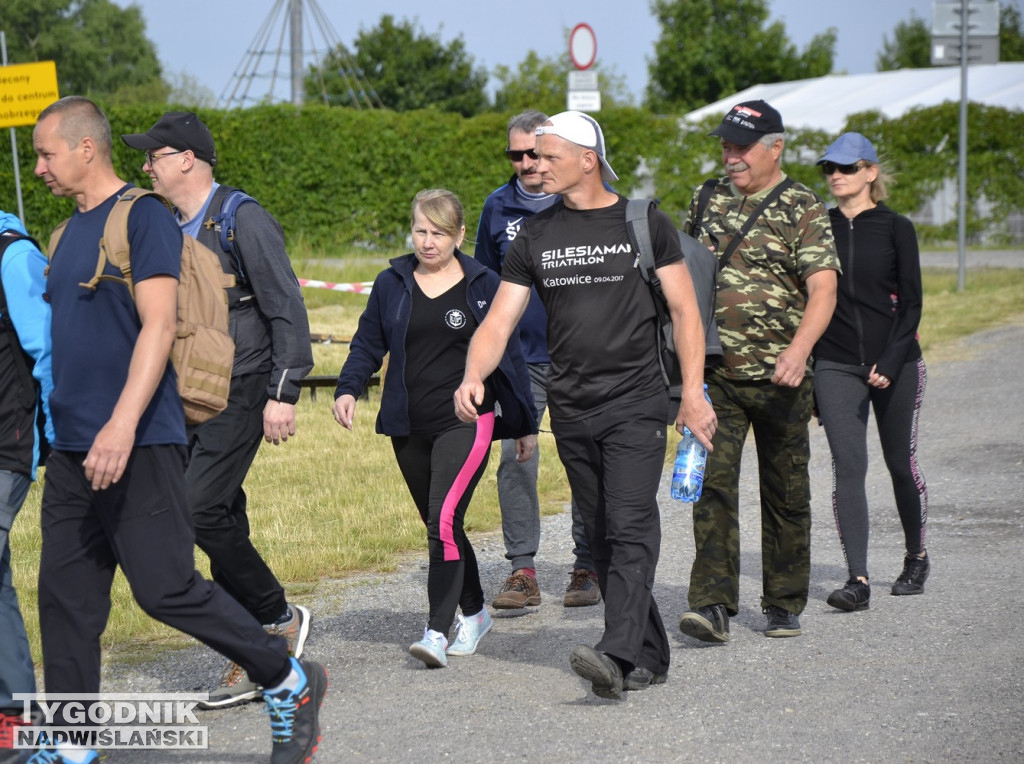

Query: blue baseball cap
[{"left": 817, "top": 132, "right": 879, "bottom": 165}]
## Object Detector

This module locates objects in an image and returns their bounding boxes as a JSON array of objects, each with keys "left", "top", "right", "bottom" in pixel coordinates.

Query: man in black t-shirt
[{"left": 456, "top": 111, "right": 716, "bottom": 699}]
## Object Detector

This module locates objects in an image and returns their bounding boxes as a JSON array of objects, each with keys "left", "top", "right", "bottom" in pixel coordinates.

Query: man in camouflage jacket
[{"left": 678, "top": 100, "right": 839, "bottom": 642}]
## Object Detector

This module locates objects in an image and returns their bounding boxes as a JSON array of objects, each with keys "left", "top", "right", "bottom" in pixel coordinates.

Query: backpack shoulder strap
[
  {"left": 626, "top": 197, "right": 659, "bottom": 285},
  {"left": 0, "top": 231, "right": 44, "bottom": 406},
  {"left": 80, "top": 188, "right": 173, "bottom": 299},
  {"left": 718, "top": 176, "right": 796, "bottom": 271},
  {"left": 0, "top": 230, "right": 43, "bottom": 322},
  {"left": 205, "top": 186, "right": 258, "bottom": 280},
  {"left": 47, "top": 219, "right": 69, "bottom": 259},
  {"left": 689, "top": 179, "right": 719, "bottom": 238}
]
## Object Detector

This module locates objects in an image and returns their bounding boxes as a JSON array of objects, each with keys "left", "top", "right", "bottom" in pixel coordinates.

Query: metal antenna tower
[{"left": 218, "top": 0, "right": 381, "bottom": 109}]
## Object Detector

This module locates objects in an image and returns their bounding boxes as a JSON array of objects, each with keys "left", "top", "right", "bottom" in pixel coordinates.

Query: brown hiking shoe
[
  {"left": 563, "top": 569, "right": 601, "bottom": 607},
  {"left": 492, "top": 571, "right": 541, "bottom": 609},
  {"left": 266, "top": 604, "right": 311, "bottom": 658},
  {"left": 198, "top": 660, "right": 261, "bottom": 709}
]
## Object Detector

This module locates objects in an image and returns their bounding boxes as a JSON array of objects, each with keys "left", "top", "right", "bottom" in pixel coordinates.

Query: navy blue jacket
[
  {"left": 334, "top": 251, "right": 538, "bottom": 439},
  {"left": 475, "top": 176, "right": 558, "bottom": 365}
]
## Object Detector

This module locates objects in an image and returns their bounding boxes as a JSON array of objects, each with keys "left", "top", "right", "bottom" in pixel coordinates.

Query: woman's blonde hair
[
  {"left": 411, "top": 189, "right": 464, "bottom": 237},
  {"left": 865, "top": 162, "right": 894, "bottom": 203}
]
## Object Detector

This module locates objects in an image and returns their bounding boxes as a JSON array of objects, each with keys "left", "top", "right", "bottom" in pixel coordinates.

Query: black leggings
[
  {"left": 814, "top": 358, "right": 929, "bottom": 580},
  {"left": 392, "top": 414, "right": 493, "bottom": 636}
]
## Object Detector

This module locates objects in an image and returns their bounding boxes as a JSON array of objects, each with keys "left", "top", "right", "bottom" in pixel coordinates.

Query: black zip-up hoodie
[{"left": 815, "top": 203, "right": 923, "bottom": 381}]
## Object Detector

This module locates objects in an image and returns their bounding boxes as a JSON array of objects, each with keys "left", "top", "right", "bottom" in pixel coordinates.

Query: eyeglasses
[
  {"left": 820, "top": 161, "right": 865, "bottom": 176},
  {"left": 505, "top": 148, "right": 538, "bottom": 162},
  {"left": 145, "top": 150, "right": 185, "bottom": 165}
]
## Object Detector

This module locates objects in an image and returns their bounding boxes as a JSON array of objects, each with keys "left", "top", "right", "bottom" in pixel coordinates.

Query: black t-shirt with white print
[
  {"left": 502, "top": 195, "right": 683, "bottom": 422},
  {"left": 405, "top": 277, "right": 493, "bottom": 434}
]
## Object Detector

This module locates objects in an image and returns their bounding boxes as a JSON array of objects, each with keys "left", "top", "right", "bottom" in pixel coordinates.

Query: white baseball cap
[{"left": 535, "top": 110, "right": 619, "bottom": 183}]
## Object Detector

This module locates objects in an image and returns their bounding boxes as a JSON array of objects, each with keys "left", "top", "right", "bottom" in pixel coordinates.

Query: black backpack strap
[
  {"left": 718, "top": 176, "right": 796, "bottom": 271},
  {"left": 0, "top": 231, "right": 45, "bottom": 409},
  {"left": 689, "top": 179, "right": 719, "bottom": 239}
]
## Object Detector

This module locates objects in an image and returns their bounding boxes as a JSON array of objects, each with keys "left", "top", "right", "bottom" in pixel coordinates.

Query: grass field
[{"left": 8, "top": 256, "right": 1024, "bottom": 663}]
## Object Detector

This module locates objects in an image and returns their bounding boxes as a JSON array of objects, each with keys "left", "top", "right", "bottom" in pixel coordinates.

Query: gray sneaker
[
  {"left": 198, "top": 660, "right": 262, "bottom": 709},
  {"left": 679, "top": 604, "right": 730, "bottom": 642}
]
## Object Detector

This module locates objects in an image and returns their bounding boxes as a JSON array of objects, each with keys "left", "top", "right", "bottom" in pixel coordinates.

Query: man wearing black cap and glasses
[
  {"left": 122, "top": 112, "right": 314, "bottom": 708},
  {"left": 456, "top": 111, "right": 715, "bottom": 700},
  {"left": 678, "top": 100, "right": 839, "bottom": 643}
]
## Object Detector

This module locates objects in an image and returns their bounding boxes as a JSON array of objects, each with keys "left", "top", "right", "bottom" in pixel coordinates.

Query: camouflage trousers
[{"left": 688, "top": 375, "right": 814, "bottom": 616}]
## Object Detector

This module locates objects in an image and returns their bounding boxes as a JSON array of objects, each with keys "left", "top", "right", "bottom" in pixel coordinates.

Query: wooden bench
[
  {"left": 300, "top": 335, "right": 387, "bottom": 400},
  {"left": 299, "top": 373, "right": 379, "bottom": 401}
]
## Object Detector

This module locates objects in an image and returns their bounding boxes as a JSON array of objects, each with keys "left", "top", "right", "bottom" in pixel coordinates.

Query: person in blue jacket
[
  {"left": 813, "top": 132, "right": 930, "bottom": 612},
  {"left": 0, "top": 211, "right": 54, "bottom": 727},
  {"left": 332, "top": 189, "right": 538, "bottom": 669}
]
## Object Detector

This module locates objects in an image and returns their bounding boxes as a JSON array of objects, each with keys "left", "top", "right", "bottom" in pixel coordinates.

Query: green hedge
[{"left": 4, "top": 101, "right": 1022, "bottom": 252}]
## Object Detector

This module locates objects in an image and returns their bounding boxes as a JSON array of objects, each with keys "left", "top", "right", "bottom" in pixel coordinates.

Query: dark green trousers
[{"left": 688, "top": 375, "right": 814, "bottom": 616}]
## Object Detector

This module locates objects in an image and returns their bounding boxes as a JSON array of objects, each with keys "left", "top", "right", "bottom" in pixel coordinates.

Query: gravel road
[{"left": 78, "top": 306, "right": 1024, "bottom": 764}]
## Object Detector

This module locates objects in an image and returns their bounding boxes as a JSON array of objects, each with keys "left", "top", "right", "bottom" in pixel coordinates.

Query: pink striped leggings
[{"left": 392, "top": 413, "right": 494, "bottom": 636}]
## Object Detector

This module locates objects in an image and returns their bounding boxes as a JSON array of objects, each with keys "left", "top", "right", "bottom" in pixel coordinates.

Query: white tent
[{"left": 684, "top": 62, "right": 1024, "bottom": 133}]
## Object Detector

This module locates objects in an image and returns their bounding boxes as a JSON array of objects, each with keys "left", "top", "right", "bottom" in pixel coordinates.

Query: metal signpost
[{"left": 931, "top": 0, "right": 1000, "bottom": 291}]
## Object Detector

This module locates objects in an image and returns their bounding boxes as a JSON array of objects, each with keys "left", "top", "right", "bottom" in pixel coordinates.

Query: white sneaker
[
  {"left": 408, "top": 628, "right": 448, "bottom": 668},
  {"left": 446, "top": 609, "right": 493, "bottom": 656}
]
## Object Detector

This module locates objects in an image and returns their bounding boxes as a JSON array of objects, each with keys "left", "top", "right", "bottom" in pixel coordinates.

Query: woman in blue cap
[{"left": 813, "top": 132, "right": 930, "bottom": 612}]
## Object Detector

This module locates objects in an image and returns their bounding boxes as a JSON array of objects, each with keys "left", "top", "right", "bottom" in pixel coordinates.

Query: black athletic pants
[
  {"left": 38, "top": 446, "right": 290, "bottom": 721},
  {"left": 392, "top": 416, "right": 492, "bottom": 636},
  {"left": 550, "top": 392, "right": 671, "bottom": 675},
  {"left": 187, "top": 371, "right": 287, "bottom": 625}
]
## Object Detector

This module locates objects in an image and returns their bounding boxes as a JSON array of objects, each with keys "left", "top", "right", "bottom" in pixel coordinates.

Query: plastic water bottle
[{"left": 670, "top": 385, "right": 711, "bottom": 503}]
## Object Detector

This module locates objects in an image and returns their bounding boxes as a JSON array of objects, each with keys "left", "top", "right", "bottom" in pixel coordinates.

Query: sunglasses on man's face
[
  {"left": 506, "top": 148, "right": 538, "bottom": 162},
  {"left": 820, "top": 161, "right": 865, "bottom": 176}
]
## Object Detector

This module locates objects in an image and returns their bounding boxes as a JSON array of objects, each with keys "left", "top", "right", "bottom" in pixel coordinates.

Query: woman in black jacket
[
  {"left": 813, "top": 133, "right": 929, "bottom": 612},
  {"left": 333, "top": 189, "right": 537, "bottom": 667}
]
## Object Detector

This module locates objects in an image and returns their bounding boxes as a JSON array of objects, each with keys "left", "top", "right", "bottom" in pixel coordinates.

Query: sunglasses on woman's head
[{"left": 820, "top": 161, "right": 865, "bottom": 176}]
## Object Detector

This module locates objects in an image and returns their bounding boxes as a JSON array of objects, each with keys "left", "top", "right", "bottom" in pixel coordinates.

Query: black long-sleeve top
[{"left": 815, "top": 203, "right": 923, "bottom": 382}]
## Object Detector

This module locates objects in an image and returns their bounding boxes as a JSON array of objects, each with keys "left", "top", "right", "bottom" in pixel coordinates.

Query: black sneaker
[
  {"left": 826, "top": 579, "right": 871, "bottom": 612},
  {"left": 678, "top": 604, "right": 730, "bottom": 642},
  {"left": 569, "top": 645, "right": 623, "bottom": 700},
  {"left": 763, "top": 606, "right": 801, "bottom": 637},
  {"left": 892, "top": 553, "right": 930, "bottom": 595},
  {"left": 264, "top": 658, "right": 328, "bottom": 764},
  {"left": 622, "top": 666, "right": 668, "bottom": 692}
]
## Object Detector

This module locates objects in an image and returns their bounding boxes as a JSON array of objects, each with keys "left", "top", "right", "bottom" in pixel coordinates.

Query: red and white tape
[{"left": 298, "top": 279, "right": 373, "bottom": 294}]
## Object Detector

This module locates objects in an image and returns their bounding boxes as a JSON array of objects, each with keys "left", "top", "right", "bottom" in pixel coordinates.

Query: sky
[{"left": 116, "top": 0, "right": 937, "bottom": 107}]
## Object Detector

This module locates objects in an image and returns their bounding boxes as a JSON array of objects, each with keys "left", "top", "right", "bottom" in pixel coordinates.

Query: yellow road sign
[{"left": 0, "top": 61, "right": 59, "bottom": 128}]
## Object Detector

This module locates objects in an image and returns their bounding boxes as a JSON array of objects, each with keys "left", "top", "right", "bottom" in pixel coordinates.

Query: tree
[
  {"left": 306, "top": 15, "right": 489, "bottom": 117},
  {"left": 876, "top": 11, "right": 931, "bottom": 71},
  {"left": 877, "top": 3, "right": 1024, "bottom": 71},
  {"left": 492, "top": 50, "right": 633, "bottom": 115},
  {"left": 1001, "top": 1, "right": 1024, "bottom": 61},
  {"left": 645, "top": 0, "right": 836, "bottom": 114},
  {"left": 3, "top": 0, "right": 165, "bottom": 100}
]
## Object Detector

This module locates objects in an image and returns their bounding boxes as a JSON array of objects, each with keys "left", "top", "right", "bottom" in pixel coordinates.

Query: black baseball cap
[
  {"left": 122, "top": 111, "right": 217, "bottom": 166},
  {"left": 709, "top": 99, "right": 785, "bottom": 145}
]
